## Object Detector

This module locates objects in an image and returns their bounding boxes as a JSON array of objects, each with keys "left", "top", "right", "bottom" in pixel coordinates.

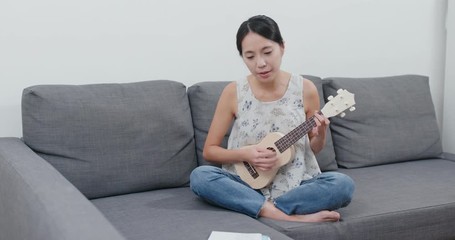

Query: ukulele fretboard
[{"left": 274, "top": 113, "right": 321, "bottom": 153}]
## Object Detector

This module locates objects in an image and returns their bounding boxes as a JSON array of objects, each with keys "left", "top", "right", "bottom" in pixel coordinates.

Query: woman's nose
[{"left": 257, "top": 58, "right": 266, "bottom": 68}]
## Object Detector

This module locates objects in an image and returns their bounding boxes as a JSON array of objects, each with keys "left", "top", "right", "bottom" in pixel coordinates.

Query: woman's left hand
[{"left": 311, "top": 111, "right": 330, "bottom": 136}]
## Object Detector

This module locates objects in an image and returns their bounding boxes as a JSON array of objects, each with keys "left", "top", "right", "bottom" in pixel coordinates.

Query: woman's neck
[{"left": 248, "top": 71, "right": 291, "bottom": 102}]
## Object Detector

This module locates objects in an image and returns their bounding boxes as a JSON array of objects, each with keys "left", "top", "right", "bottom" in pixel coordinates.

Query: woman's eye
[
  {"left": 246, "top": 56, "right": 254, "bottom": 60},
  {"left": 264, "top": 51, "right": 272, "bottom": 55}
]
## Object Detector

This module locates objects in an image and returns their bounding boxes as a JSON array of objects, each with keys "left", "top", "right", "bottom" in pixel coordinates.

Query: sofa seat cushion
[
  {"left": 259, "top": 159, "right": 455, "bottom": 240},
  {"left": 22, "top": 80, "right": 197, "bottom": 199},
  {"left": 91, "top": 187, "right": 293, "bottom": 240},
  {"left": 188, "top": 75, "right": 337, "bottom": 171},
  {"left": 323, "top": 75, "right": 442, "bottom": 168}
]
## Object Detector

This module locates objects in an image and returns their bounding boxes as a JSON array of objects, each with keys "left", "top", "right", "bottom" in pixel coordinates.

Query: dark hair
[{"left": 236, "top": 15, "right": 284, "bottom": 56}]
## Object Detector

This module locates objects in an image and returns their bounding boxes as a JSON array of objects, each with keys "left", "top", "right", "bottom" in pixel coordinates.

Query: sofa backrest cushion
[
  {"left": 22, "top": 80, "right": 197, "bottom": 199},
  {"left": 305, "top": 75, "right": 338, "bottom": 171},
  {"left": 188, "top": 81, "right": 231, "bottom": 167},
  {"left": 323, "top": 75, "right": 443, "bottom": 168},
  {"left": 188, "top": 75, "right": 338, "bottom": 171}
]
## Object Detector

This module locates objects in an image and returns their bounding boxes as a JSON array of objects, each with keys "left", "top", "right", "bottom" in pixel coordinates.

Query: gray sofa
[{"left": 1, "top": 74, "right": 454, "bottom": 240}]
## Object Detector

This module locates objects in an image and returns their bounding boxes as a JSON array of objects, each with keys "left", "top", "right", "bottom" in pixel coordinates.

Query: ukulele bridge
[{"left": 243, "top": 162, "right": 259, "bottom": 179}]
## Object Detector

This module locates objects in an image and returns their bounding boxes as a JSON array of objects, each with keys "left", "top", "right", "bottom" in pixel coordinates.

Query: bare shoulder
[
  {"left": 218, "top": 81, "right": 238, "bottom": 115},
  {"left": 222, "top": 81, "right": 237, "bottom": 97},
  {"left": 302, "top": 78, "right": 319, "bottom": 99},
  {"left": 219, "top": 82, "right": 237, "bottom": 104},
  {"left": 301, "top": 77, "right": 321, "bottom": 116}
]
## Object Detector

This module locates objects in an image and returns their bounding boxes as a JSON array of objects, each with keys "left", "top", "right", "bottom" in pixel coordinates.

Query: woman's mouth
[{"left": 258, "top": 71, "right": 271, "bottom": 79}]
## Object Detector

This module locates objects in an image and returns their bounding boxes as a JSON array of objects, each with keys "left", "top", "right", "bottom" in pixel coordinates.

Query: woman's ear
[{"left": 280, "top": 41, "right": 285, "bottom": 55}]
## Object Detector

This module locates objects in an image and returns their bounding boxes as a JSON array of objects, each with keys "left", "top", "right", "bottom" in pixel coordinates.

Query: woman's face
[{"left": 241, "top": 32, "right": 284, "bottom": 82}]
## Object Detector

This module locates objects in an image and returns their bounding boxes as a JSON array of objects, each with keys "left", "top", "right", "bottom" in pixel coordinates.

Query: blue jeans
[{"left": 190, "top": 165, "right": 354, "bottom": 218}]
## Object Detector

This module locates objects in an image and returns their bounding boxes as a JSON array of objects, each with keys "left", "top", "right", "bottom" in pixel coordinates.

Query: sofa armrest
[
  {"left": 0, "top": 137, "right": 125, "bottom": 240},
  {"left": 442, "top": 152, "right": 455, "bottom": 161}
]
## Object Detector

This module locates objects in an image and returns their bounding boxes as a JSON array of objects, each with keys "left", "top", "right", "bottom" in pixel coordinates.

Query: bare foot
[
  {"left": 259, "top": 201, "right": 341, "bottom": 222},
  {"left": 291, "top": 210, "right": 340, "bottom": 222}
]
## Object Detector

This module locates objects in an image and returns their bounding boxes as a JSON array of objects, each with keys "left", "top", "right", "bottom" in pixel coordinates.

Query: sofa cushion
[
  {"left": 323, "top": 75, "right": 443, "bottom": 168},
  {"left": 188, "top": 75, "right": 337, "bottom": 171},
  {"left": 91, "top": 187, "right": 293, "bottom": 240},
  {"left": 188, "top": 81, "right": 231, "bottom": 167},
  {"left": 22, "top": 80, "right": 197, "bottom": 199},
  {"left": 305, "top": 75, "right": 337, "bottom": 171},
  {"left": 260, "top": 159, "right": 455, "bottom": 239},
  {"left": 0, "top": 138, "right": 125, "bottom": 240}
]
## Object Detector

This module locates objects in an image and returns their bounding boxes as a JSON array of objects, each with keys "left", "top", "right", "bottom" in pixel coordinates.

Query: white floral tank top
[{"left": 223, "top": 74, "right": 321, "bottom": 200}]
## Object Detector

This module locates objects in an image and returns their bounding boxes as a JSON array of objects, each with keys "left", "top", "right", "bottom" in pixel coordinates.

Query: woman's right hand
[{"left": 242, "top": 146, "right": 278, "bottom": 172}]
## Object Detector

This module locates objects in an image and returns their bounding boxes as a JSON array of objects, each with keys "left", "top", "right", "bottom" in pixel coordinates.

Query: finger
[
  {"left": 314, "top": 118, "right": 321, "bottom": 127},
  {"left": 319, "top": 115, "right": 330, "bottom": 125},
  {"left": 314, "top": 113, "right": 324, "bottom": 123},
  {"left": 257, "top": 148, "right": 277, "bottom": 157},
  {"left": 256, "top": 162, "right": 275, "bottom": 171},
  {"left": 315, "top": 114, "right": 330, "bottom": 126},
  {"left": 324, "top": 118, "right": 330, "bottom": 125},
  {"left": 264, "top": 150, "right": 277, "bottom": 158},
  {"left": 257, "top": 166, "right": 273, "bottom": 171},
  {"left": 255, "top": 147, "right": 270, "bottom": 153}
]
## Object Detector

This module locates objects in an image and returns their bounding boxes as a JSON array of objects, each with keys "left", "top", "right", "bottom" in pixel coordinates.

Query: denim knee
[
  {"left": 329, "top": 172, "right": 355, "bottom": 208},
  {"left": 189, "top": 165, "right": 265, "bottom": 218},
  {"left": 190, "top": 165, "right": 217, "bottom": 195}
]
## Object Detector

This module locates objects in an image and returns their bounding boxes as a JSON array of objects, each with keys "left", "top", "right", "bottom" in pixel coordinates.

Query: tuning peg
[
  {"left": 340, "top": 112, "right": 346, "bottom": 118},
  {"left": 337, "top": 89, "right": 344, "bottom": 94},
  {"left": 327, "top": 95, "right": 334, "bottom": 101},
  {"left": 349, "top": 106, "right": 356, "bottom": 112}
]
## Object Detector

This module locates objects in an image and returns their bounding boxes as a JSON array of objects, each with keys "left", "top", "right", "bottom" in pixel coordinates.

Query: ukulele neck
[{"left": 274, "top": 112, "right": 321, "bottom": 153}]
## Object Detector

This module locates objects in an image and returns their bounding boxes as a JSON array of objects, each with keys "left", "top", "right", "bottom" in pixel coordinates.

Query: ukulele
[{"left": 234, "top": 89, "right": 356, "bottom": 189}]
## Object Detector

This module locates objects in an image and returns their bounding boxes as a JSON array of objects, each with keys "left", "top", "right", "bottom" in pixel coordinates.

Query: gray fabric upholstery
[
  {"left": 22, "top": 80, "right": 197, "bottom": 199},
  {"left": 260, "top": 159, "right": 455, "bottom": 240},
  {"left": 303, "top": 75, "right": 337, "bottom": 171},
  {"left": 188, "top": 81, "right": 231, "bottom": 167},
  {"left": 323, "top": 75, "right": 443, "bottom": 168},
  {"left": 2, "top": 76, "right": 452, "bottom": 240},
  {"left": 443, "top": 152, "right": 455, "bottom": 161},
  {"left": 188, "top": 75, "right": 337, "bottom": 171},
  {"left": 337, "top": 159, "right": 455, "bottom": 240},
  {"left": 92, "top": 187, "right": 293, "bottom": 240},
  {"left": 0, "top": 137, "right": 125, "bottom": 240}
]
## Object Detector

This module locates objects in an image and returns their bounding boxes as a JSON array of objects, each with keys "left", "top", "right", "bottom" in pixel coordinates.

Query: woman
[{"left": 190, "top": 15, "right": 354, "bottom": 222}]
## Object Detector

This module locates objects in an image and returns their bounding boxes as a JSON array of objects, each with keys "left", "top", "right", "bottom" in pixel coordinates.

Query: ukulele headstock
[{"left": 321, "top": 89, "right": 356, "bottom": 118}]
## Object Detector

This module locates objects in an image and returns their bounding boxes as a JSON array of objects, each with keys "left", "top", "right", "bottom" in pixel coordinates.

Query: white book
[{"left": 208, "top": 231, "right": 271, "bottom": 240}]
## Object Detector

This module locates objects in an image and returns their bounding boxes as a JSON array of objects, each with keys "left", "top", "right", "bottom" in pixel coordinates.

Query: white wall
[
  {"left": 0, "top": 0, "right": 449, "bottom": 148},
  {"left": 443, "top": 1, "right": 455, "bottom": 154}
]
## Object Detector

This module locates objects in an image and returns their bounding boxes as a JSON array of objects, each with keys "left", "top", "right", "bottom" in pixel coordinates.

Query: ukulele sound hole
[{"left": 267, "top": 147, "right": 276, "bottom": 152}]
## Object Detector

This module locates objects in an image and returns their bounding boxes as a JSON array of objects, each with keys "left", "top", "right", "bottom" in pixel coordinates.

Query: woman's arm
[
  {"left": 303, "top": 79, "right": 329, "bottom": 154},
  {"left": 203, "top": 82, "right": 243, "bottom": 164},
  {"left": 203, "top": 82, "right": 277, "bottom": 170}
]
